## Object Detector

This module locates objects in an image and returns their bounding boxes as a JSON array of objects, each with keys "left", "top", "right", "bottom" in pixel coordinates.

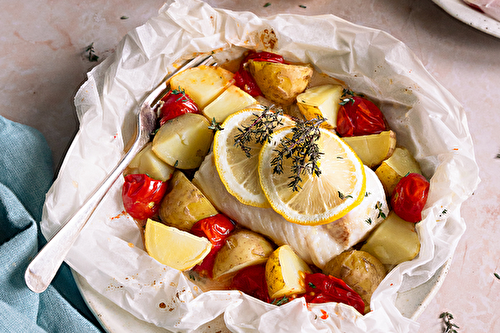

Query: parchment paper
[{"left": 40, "top": 0, "right": 480, "bottom": 332}]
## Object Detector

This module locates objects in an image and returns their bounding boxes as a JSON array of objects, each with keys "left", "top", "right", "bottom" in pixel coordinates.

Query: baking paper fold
[{"left": 40, "top": 0, "right": 480, "bottom": 332}]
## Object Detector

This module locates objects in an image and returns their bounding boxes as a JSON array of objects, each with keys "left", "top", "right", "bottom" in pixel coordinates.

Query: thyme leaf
[
  {"left": 208, "top": 117, "right": 224, "bottom": 132},
  {"left": 440, "top": 312, "right": 459, "bottom": 333},
  {"left": 85, "top": 43, "right": 99, "bottom": 62}
]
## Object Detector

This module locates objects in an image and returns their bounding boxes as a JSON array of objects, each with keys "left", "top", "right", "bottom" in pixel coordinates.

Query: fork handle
[{"left": 25, "top": 134, "right": 144, "bottom": 293}]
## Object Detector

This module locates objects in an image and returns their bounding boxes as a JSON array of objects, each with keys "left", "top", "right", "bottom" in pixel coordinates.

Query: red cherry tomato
[
  {"left": 230, "top": 264, "right": 270, "bottom": 303},
  {"left": 336, "top": 93, "right": 387, "bottom": 137},
  {"left": 304, "top": 273, "right": 365, "bottom": 315},
  {"left": 391, "top": 173, "right": 430, "bottom": 223},
  {"left": 234, "top": 51, "right": 285, "bottom": 97},
  {"left": 190, "top": 214, "right": 235, "bottom": 278},
  {"left": 158, "top": 88, "right": 199, "bottom": 125},
  {"left": 122, "top": 174, "right": 168, "bottom": 220}
]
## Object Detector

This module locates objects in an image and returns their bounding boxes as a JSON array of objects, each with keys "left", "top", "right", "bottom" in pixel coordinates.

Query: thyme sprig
[
  {"left": 234, "top": 106, "right": 285, "bottom": 158},
  {"left": 271, "top": 116, "right": 325, "bottom": 192},
  {"left": 440, "top": 312, "right": 459, "bottom": 333},
  {"left": 85, "top": 43, "right": 99, "bottom": 62}
]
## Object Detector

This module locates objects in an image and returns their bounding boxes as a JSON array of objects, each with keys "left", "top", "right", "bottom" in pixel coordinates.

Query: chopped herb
[
  {"left": 209, "top": 117, "right": 224, "bottom": 132},
  {"left": 272, "top": 296, "right": 290, "bottom": 306},
  {"left": 336, "top": 156, "right": 344, "bottom": 159},
  {"left": 120, "top": 16, "right": 129, "bottom": 20},
  {"left": 299, "top": 4, "right": 307, "bottom": 8},
  {"left": 365, "top": 192, "right": 371, "bottom": 197},
  {"left": 440, "top": 312, "right": 459, "bottom": 333},
  {"left": 404, "top": 171, "right": 410, "bottom": 177},
  {"left": 375, "top": 201, "right": 387, "bottom": 219},
  {"left": 496, "top": 153, "right": 500, "bottom": 159},
  {"left": 174, "top": 160, "right": 179, "bottom": 168},
  {"left": 188, "top": 272, "right": 196, "bottom": 281},
  {"left": 308, "top": 282, "right": 316, "bottom": 288},
  {"left": 338, "top": 191, "right": 345, "bottom": 200},
  {"left": 494, "top": 272, "right": 500, "bottom": 280},
  {"left": 271, "top": 116, "right": 325, "bottom": 192},
  {"left": 339, "top": 89, "right": 355, "bottom": 106},
  {"left": 85, "top": 43, "right": 99, "bottom": 62},
  {"left": 365, "top": 218, "right": 372, "bottom": 225},
  {"left": 264, "top": 2, "right": 271, "bottom": 7},
  {"left": 442, "top": 209, "right": 448, "bottom": 215},
  {"left": 234, "top": 106, "right": 284, "bottom": 158}
]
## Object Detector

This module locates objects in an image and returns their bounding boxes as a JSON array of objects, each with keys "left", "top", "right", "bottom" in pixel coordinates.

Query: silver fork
[{"left": 25, "top": 54, "right": 216, "bottom": 293}]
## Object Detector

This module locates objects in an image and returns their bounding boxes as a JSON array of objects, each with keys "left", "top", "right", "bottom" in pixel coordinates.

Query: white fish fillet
[
  {"left": 464, "top": 0, "right": 500, "bottom": 21},
  {"left": 193, "top": 153, "right": 389, "bottom": 269}
]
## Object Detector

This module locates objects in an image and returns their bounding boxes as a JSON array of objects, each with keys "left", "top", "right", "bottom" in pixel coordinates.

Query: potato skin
[
  {"left": 322, "top": 249, "right": 386, "bottom": 313},
  {"left": 248, "top": 60, "right": 313, "bottom": 106}
]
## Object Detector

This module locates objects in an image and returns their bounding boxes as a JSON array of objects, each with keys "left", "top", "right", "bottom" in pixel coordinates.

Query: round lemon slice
[
  {"left": 258, "top": 127, "right": 366, "bottom": 225},
  {"left": 144, "top": 219, "right": 212, "bottom": 271},
  {"left": 213, "top": 107, "right": 294, "bottom": 208}
]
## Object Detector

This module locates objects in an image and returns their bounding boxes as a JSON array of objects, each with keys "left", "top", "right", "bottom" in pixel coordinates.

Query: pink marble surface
[{"left": 1, "top": 0, "right": 499, "bottom": 331}]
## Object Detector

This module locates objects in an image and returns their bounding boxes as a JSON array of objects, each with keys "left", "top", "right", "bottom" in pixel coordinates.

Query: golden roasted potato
[
  {"left": 296, "top": 84, "right": 344, "bottom": 129},
  {"left": 322, "top": 249, "right": 386, "bottom": 313},
  {"left": 342, "top": 130, "right": 397, "bottom": 168},
  {"left": 126, "top": 143, "right": 175, "bottom": 181},
  {"left": 213, "top": 230, "right": 274, "bottom": 279},
  {"left": 159, "top": 170, "right": 218, "bottom": 231},
  {"left": 247, "top": 60, "right": 313, "bottom": 106},
  {"left": 375, "top": 147, "right": 422, "bottom": 196},
  {"left": 152, "top": 113, "right": 214, "bottom": 170},
  {"left": 360, "top": 211, "right": 420, "bottom": 268},
  {"left": 265, "top": 245, "right": 312, "bottom": 299},
  {"left": 202, "top": 85, "right": 257, "bottom": 123},
  {"left": 169, "top": 65, "right": 234, "bottom": 109}
]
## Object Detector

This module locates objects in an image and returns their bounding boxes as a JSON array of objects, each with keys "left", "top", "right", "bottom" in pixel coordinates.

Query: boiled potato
[
  {"left": 126, "top": 143, "right": 175, "bottom": 181},
  {"left": 247, "top": 60, "right": 313, "bottom": 106},
  {"left": 159, "top": 170, "right": 218, "bottom": 231},
  {"left": 213, "top": 230, "right": 274, "bottom": 279},
  {"left": 342, "top": 131, "right": 397, "bottom": 168},
  {"left": 322, "top": 249, "right": 386, "bottom": 313},
  {"left": 265, "top": 245, "right": 312, "bottom": 299},
  {"left": 296, "top": 84, "right": 344, "bottom": 129},
  {"left": 152, "top": 113, "right": 214, "bottom": 170},
  {"left": 202, "top": 85, "right": 257, "bottom": 123},
  {"left": 375, "top": 147, "right": 422, "bottom": 196},
  {"left": 169, "top": 65, "right": 234, "bottom": 109},
  {"left": 360, "top": 211, "right": 420, "bottom": 268}
]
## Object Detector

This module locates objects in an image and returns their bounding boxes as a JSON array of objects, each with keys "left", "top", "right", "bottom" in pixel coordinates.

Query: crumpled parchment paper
[{"left": 40, "top": 0, "right": 480, "bottom": 332}]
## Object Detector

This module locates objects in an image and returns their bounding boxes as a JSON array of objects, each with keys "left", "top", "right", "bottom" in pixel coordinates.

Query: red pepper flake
[
  {"left": 320, "top": 309, "right": 329, "bottom": 320},
  {"left": 110, "top": 210, "right": 127, "bottom": 220},
  {"left": 453, "top": 148, "right": 459, "bottom": 151}
]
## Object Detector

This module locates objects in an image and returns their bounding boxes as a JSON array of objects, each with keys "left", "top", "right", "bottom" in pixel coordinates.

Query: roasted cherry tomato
[
  {"left": 233, "top": 51, "right": 285, "bottom": 97},
  {"left": 336, "top": 93, "right": 387, "bottom": 137},
  {"left": 158, "top": 88, "right": 199, "bottom": 125},
  {"left": 122, "top": 174, "right": 168, "bottom": 220},
  {"left": 304, "top": 273, "right": 365, "bottom": 315},
  {"left": 391, "top": 173, "right": 430, "bottom": 223},
  {"left": 190, "top": 214, "right": 235, "bottom": 278},
  {"left": 230, "top": 264, "right": 270, "bottom": 303}
]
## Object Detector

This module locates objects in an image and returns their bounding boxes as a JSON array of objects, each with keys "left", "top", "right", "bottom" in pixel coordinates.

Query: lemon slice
[
  {"left": 213, "top": 107, "right": 294, "bottom": 208},
  {"left": 258, "top": 127, "right": 366, "bottom": 225},
  {"left": 144, "top": 219, "right": 212, "bottom": 271}
]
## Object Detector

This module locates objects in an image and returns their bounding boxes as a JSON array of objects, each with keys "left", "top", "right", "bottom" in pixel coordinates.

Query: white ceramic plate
[
  {"left": 433, "top": 0, "right": 500, "bottom": 38},
  {"left": 74, "top": 259, "right": 451, "bottom": 332}
]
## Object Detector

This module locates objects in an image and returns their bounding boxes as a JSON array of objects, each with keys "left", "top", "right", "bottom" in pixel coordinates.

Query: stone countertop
[{"left": 1, "top": 0, "right": 498, "bottom": 331}]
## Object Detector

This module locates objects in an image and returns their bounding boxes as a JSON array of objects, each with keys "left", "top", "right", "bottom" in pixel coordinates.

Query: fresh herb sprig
[
  {"left": 85, "top": 43, "right": 99, "bottom": 62},
  {"left": 234, "top": 106, "right": 285, "bottom": 158},
  {"left": 440, "top": 312, "right": 459, "bottom": 333},
  {"left": 271, "top": 116, "right": 325, "bottom": 192}
]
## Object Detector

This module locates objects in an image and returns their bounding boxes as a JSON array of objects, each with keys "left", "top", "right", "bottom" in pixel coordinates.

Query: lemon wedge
[
  {"left": 144, "top": 219, "right": 212, "bottom": 271},
  {"left": 258, "top": 127, "right": 366, "bottom": 225},
  {"left": 213, "top": 107, "right": 294, "bottom": 208}
]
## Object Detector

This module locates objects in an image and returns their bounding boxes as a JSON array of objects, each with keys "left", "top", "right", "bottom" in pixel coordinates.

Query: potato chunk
[
  {"left": 126, "top": 143, "right": 175, "bottom": 181},
  {"left": 375, "top": 147, "right": 422, "bottom": 196},
  {"left": 202, "top": 85, "right": 257, "bottom": 123},
  {"left": 247, "top": 60, "right": 313, "bottom": 106},
  {"left": 159, "top": 170, "right": 218, "bottom": 231},
  {"left": 342, "top": 130, "right": 396, "bottom": 168},
  {"left": 213, "top": 230, "right": 274, "bottom": 279},
  {"left": 152, "top": 113, "right": 213, "bottom": 170},
  {"left": 170, "top": 65, "right": 234, "bottom": 109},
  {"left": 296, "top": 84, "right": 343, "bottom": 129}
]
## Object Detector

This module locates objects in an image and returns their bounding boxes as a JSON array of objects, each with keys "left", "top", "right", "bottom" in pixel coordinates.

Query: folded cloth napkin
[{"left": 0, "top": 116, "right": 103, "bottom": 332}]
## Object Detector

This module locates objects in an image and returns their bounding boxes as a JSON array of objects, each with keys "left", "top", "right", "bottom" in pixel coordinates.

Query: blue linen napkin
[{"left": 0, "top": 116, "right": 103, "bottom": 332}]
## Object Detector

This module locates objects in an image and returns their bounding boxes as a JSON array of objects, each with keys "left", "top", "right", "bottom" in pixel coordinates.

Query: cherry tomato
[
  {"left": 158, "top": 88, "right": 199, "bottom": 125},
  {"left": 233, "top": 51, "right": 285, "bottom": 97},
  {"left": 122, "top": 174, "right": 168, "bottom": 220},
  {"left": 391, "top": 173, "right": 430, "bottom": 223},
  {"left": 230, "top": 264, "right": 270, "bottom": 303},
  {"left": 304, "top": 273, "right": 365, "bottom": 315},
  {"left": 336, "top": 93, "right": 387, "bottom": 137},
  {"left": 190, "top": 214, "right": 235, "bottom": 278}
]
